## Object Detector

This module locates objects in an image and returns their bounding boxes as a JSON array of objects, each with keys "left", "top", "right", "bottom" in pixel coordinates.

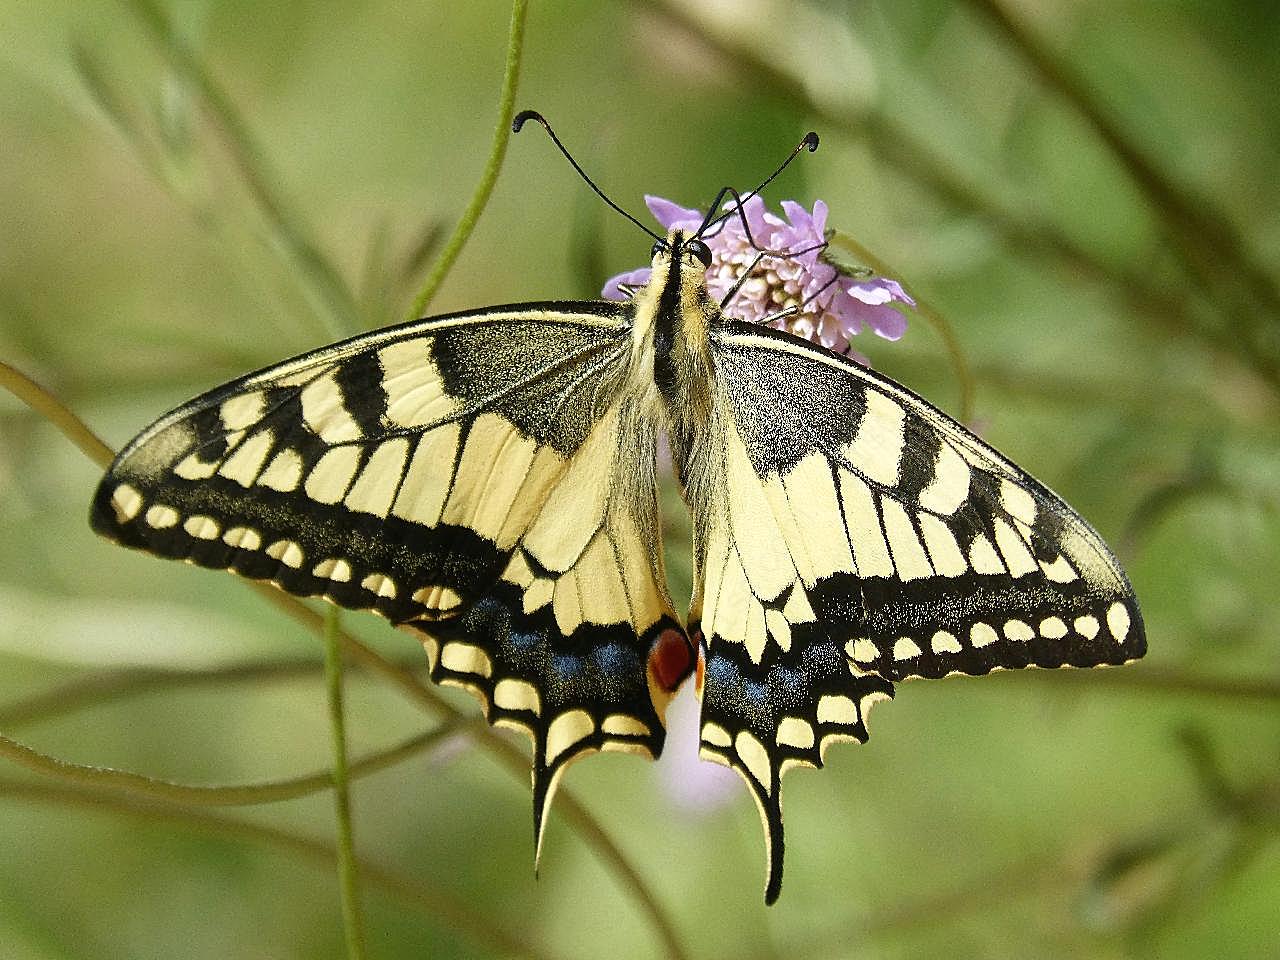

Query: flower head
[{"left": 603, "top": 196, "right": 913, "bottom": 361}]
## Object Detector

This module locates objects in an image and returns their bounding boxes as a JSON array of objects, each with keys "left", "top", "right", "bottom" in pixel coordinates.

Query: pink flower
[{"left": 603, "top": 196, "right": 913, "bottom": 360}]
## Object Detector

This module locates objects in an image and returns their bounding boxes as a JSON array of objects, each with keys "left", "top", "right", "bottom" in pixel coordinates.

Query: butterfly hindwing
[
  {"left": 91, "top": 301, "right": 689, "bottom": 842},
  {"left": 687, "top": 319, "right": 1145, "bottom": 901}
]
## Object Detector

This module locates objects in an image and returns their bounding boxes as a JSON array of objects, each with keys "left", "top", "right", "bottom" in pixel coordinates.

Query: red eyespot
[{"left": 648, "top": 628, "right": 693, "bottom": 692}]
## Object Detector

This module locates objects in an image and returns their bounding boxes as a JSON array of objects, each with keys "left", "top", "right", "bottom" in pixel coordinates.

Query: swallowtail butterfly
[{"left": 91, "top": 115, "right": 1145, "bottom": 903}]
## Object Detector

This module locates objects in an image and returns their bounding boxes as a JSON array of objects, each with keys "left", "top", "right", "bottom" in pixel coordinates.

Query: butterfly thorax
[{"left": 638, "top": 230, "right": 721, "bottom": 482}]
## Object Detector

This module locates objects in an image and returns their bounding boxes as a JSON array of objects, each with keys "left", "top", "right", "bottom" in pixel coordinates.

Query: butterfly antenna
[
  {"left": 696, "top": 131, "right": 818, "bottom": 237},
  {"left": 513, "top": 109, "right": 662, "bottom": 242}
]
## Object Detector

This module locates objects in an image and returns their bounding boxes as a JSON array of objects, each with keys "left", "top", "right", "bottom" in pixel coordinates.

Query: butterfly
[{"left": 90, "top": 116, "right": 1145, "bottom": 904}]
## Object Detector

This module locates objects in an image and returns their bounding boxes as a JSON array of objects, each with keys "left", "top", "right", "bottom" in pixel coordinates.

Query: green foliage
[{"left": 1, "top": 1, "right": 1277, "bottom": 958}]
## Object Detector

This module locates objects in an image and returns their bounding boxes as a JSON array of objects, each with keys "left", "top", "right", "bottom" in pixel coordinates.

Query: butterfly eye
[
  {"left": 651, "top": 240, "right": 668, "bottom": 260},
  {"left": 687, "top": 239, "right": 712, "bottom": 268}
]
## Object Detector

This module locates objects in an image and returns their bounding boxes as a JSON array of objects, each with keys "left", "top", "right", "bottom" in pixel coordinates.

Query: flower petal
[
  {"left": 861, "top": 303, "right": 909, "bottom": 341},
  {"left": 844, "top": 280, "right": 893, "bottom": 306},
  {"left": 779, "top": 200, "right": 814, "bottom": 236},
  {"left": 645, "top": 195, "right": 703, "bottom": 230},
  {"left": 601, "top": 266, "right": 653, "bottom": 301}
]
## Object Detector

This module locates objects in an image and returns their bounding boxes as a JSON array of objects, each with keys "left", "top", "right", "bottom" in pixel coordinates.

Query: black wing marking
[
  {"left": 689, "top": 320, "right": 1144, "bottom": 902},
  {"left": 91, "top": 301, "right": 692, "bottom": 852}
]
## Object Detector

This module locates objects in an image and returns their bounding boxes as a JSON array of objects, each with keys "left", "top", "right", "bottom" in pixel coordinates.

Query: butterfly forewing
[
  {"left": 685, "top": 318, "right": 1145, "bottom": 901},
  {"left": 92, "top": 302, "right": 688, "bottom": 838}
]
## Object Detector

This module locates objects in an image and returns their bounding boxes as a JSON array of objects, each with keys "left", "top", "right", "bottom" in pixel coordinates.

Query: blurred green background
[{"left": 1, "top": 1, "right": 1277, "bottom": 958}]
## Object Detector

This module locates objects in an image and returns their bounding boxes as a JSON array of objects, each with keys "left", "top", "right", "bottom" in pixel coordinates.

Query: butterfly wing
[
  {"left": 690, "top": 319, "right": 1145, "bottom": 902},
  {"left": 91, "top": 301, "right": 690, "bottom": 848}
]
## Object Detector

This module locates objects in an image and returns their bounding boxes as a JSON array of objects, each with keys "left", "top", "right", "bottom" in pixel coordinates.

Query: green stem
[
  {"left": 0, "top": 779, "right": 559, "bottom": 960},
  {"left": 407, "top": 0, "right": 529, "bottom": 318},
  {"left": 323, "top": 607, "right": 367, "bottom": 960},
  {"left": 827, "top": 231, "right": 976, "bottom": 423}
]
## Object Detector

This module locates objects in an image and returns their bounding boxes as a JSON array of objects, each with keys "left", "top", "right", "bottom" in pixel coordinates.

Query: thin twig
[
  {"left": 0, "top": 723, "right": 469, "bottom": 807},
  {"left": 963, "top": 0, "right": 1280, "bottom": 323},
  {"left": 0, "top": 360, "right": 114, "bottom": 469},
  {"left": 0, "top": 778, "right": 559, "bottom": 960},
  {"left": 322, "top": 607, "right": 367, "bottom": 959},
  {"left": 124, "top": 0, "right": 361, "bottom": 340},
  {"left": 0, "top": 658, "right": 328, "bottom": 728},
  {"left": 407, "top": 0, "right": 530, "bottom": 318}
]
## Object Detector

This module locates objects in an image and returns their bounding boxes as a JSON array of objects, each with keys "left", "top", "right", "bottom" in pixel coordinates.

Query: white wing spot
[
  {"left": 265, "top": 540, "right": 304, "bottom": 569},
  {"left": 304, "top": 446, "right": 362, "bottom": 504},
  {"left": 380, "top": 338, "right": 458, "bottom": 427},
  {"left": 817, "top": 694, "right": 859, "bottom": 725},
  {"left": 993, "top": 518, "right": 1037, "bottom": 577},
  {"left": 839, "top": 470, "right": 895, "bottom": 578},
  {"left": 1039, "top": 555, "right": 1079, "bottom": 583},
  {"left": 848, "top": 638, "right": 879, "bottom": 662},
  {"left": 764, "top": 608, "right": 792, "bottom": 652},
  {"left": 412, "top": 585, "right": 462, "bottom": 612},
  {"left": 183, "top": 515, "right": 220, "bottom": 540},
  {"left": 881, "top": 499, "right": 933, "bottom": 581},
  {"left": 1039, "top": 616, "right": 1068, "bottom": 639},
  {"left": 781, "top": 585, "right": 816, "bottom": 624},
  {"left": 930, "top": 630, "right": 962, "bottom": 654},
  {"left": 345, "top": 438, "right": 410, "bottom": 517},
  {"left": 777, "top": 717, "right": 815, "bottom": 749},
  {"left": 918, "top": 514, "right": 968, "bottom": 577},
  {"left": 735, "top": 730, "right": 772, "bottom": 791},
  {"left": 970, "top": 622, "right": 999, "bottom": 648},
  {"left": 701, "top": 722, "right": 732, "bottom": 748},
  {"left": 145, "top": 505, "right": 179, "bottom": 529},
  {"left": 1003, "top": 619, "right": 1035, "bottom": 642},
  {"left": 222, "top": 526, "right": 261, "bottom": 551},
  {"left": 968, "top": 534, "right": 1005, "bottom": 575},
  {"left": 494, "top": 678, "right": 541, "bottom": 715},
  {"left": 258, "top": 449, "right": 304, "bottom": 492},
  {"left": 546, "top": 709, "right": 595, "bottom": 764},
  {"left": 893, "top": 636, "right": 922, "bottom": 660},
  {"left": 360, "top": 573, "right": 397, "bottom": 598},
  {"left": 602, "top": 714, "right": 648, "bottom": 737},
  {"left": 220, "top": 392, "right": 266, "bottom": 431},
  {"left": 1000, "top": 479, "right": 1038, "bottom": 526},
  {"left": 522, "top": 578, "right": 554, "bottom": 614},
  {"left": 312, "top": 558, "right": 352, "bottom": 582},
  {"left": 300, "top": 372, "right": 362, "bottom": 443},
  {"left": 173, "top": 453, "right": 219, "bottom": 481},
  {"left": 919, "top": 441, "right": 971, "bottom": 516},
  {"left": 440, "top": 641, "right": 493, "bottom": 679},
  {"left": 845, "top": 390, "right": 905, "bottom": 487},
  {"left": 1107, "top": 602, "right": 1131, "bottom": 642},
  {"left": 110, "top": 484, "right": 144, "bottom": 522},
  {"left": 217, "top": 430, "right": 274, "bottom": 488},
  {"left": 1075, "top": 614, "right": 1100, "bottom": 640}
]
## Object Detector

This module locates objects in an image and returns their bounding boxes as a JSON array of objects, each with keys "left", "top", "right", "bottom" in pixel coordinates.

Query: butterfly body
[{"left": 91, "top": 228, "right": 1144, "bottom": 904}]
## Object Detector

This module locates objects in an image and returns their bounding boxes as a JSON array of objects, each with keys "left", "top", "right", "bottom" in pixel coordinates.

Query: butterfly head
[{"left": 651, "top": 230, "right": 713, "bottom": 270}]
